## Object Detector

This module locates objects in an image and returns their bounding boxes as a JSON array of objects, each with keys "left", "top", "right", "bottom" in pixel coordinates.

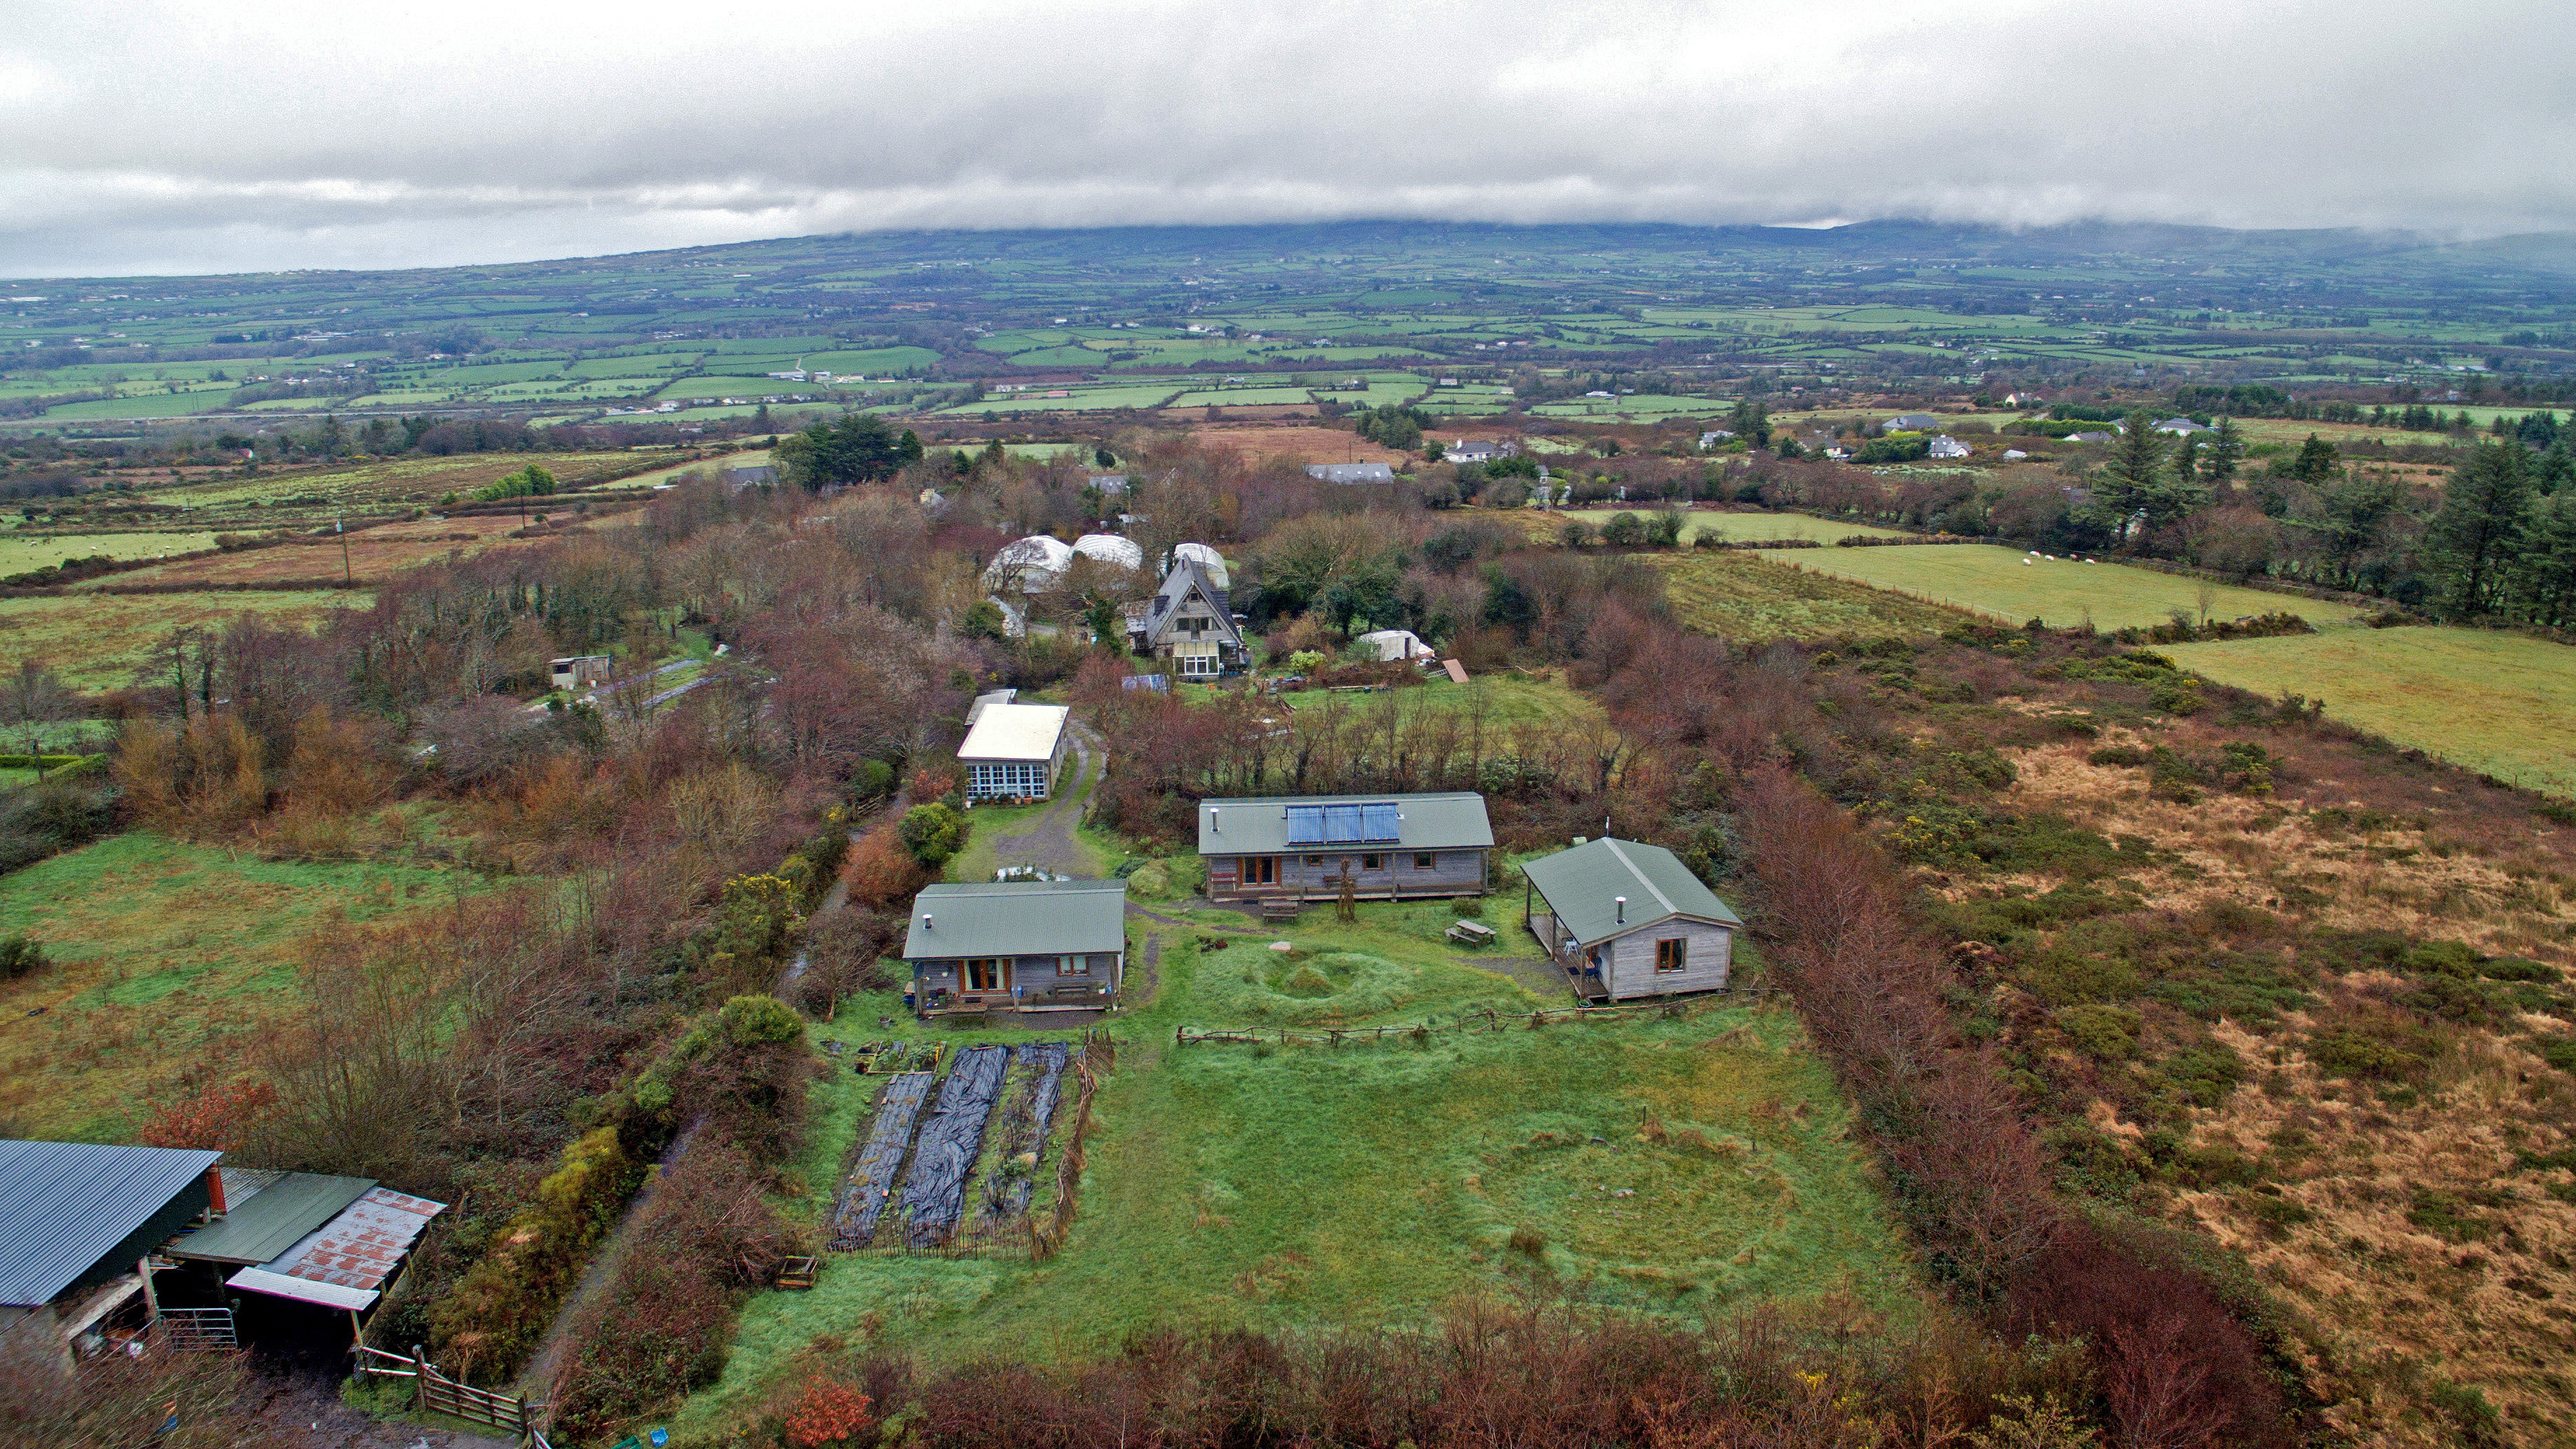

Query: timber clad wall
[
  {"left": 1601, "top": 920, "right": 1731, "bottom": 999},
  {"left": 1206, "top": 847, "right": 1487, "bottom": 901}
]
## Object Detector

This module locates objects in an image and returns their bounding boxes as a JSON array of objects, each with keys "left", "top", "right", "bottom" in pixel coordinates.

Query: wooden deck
[{"left": 1525, "top": 911, "right": 1611, "bottom": 1002}]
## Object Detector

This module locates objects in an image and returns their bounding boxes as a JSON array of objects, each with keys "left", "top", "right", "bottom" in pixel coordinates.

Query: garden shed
[{"left": 1521, "top": 837, "right": 1742, "bottom": 1001}]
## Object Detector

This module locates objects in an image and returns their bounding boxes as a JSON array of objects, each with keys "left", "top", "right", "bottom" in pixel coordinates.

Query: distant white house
[
  {"left": 1698, "top": 429, "right": 1736, "bottom": 449},
  {"left": 1584, "top": 390, "right": 1614, "bottom": 398},
  {"left": 1885, "top": 412, "right": 1942, "bottom": 432},
  {"left": 1307, "top": 463, "right": 1394, "bottom": 485},
  {"left": 1446, "top": 438, "right": 1509, "bottom": 463},
  {"left": 2003, "top": 448, "right": 2030, "bottom": 461},
  {"left": 2067, "top": 430, "right": 2116, "bottom": 444},
  {"left": 2153, "top": 417, "right": 2212, "bottom": 435},
  {"left": 1927, "top": 435, "right": 1972, "bottom": 459},
  {"left": 1087, "top": 473, "right": 1129, "bottom": 495}
]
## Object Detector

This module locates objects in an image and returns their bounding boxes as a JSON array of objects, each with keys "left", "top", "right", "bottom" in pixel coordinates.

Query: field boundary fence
[
  {"left": 1172, "top": 989, "right": 1778, "bottom": 1050},
  {"left": 354, "top": 1345, "right": 540, "bottom": 1436}
]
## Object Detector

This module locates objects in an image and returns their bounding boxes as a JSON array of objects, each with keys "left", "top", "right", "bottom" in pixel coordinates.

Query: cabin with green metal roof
[
  {"left": 1520, "top": 837, "right": 1743, "bottom": 1002},
  {"left": 903, "top": 880, "right": 1129, "bottom": 1018},
  {"left": 1197, "top": 792, "right": 1493, "bottom": 903}
]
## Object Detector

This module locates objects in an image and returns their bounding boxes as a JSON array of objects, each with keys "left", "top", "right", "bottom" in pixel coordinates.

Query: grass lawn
[
  {"left": 0, "top": 826, "right": 469, "bottom": 1141},
  {"left": 1637, "top": 552, "right": 1967, "bottom": 641},
  {"left": 946, "top": 744, "right": 1108, "bottom": 885},
  {"left": 674, "top": 898, "right": 1911, "bottom": 1438},
  {"left": 1760, "top": 545, "right": 2372, "bottom": 632},
  {"left": 1178, "top": 671, "right": 1604, "bottom": 730},
  {"left": 0, "top": 531, "right": 231, "bottom": 574},
  {"left": 0, "top": 590, "right": 365, "bottom": 689},
  {"left": 2162, "top": 626, "right": 2576, "bottom": 798},
  {"left": 1673, "top": 511, "right": 1909, "bottom": 544}
]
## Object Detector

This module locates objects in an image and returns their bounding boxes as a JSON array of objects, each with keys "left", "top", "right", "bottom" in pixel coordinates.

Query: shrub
[
  {"left": 784, "top": 1378, "right": 875, "bottom": 1448},
  {"left": 843, "top": 825, "right": 930, "bottom": 908},
  {"left": 718, "top": 995, "right": 803, "bottom": 1047},
  {"left": 0, "top": 934, "right": 45, "bottom": 979},
  {"left": 898, "top": 802, "right": 966, "bottom": 866},
  {"left": 2055, "top": 1004, "right": 2141, "bottom": 1062},
  {"left": 137, "top": 1076, "right": 278, "bottom": 1150}
]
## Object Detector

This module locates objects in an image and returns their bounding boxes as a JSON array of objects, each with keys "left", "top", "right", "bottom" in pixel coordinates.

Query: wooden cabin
[
  {"left": 1198, "top": 792, "right": 1493, "bottom": 903},
  {"left": 904, "top": 880, "right": 1128, "bottom": 1018},
  {"left": 1521, "top": 837, "right": 1743, "bottom": 1002}
]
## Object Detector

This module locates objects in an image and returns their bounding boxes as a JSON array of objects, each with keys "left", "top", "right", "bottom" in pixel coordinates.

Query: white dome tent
[
  {"left": 1167, "top": 542, "right": 1229, "bottom": 589},
  {"left": 1353, "top": 628, "right": 1433, "bottom": 664},
  {"left": 1070, "top": 533, "right": 1145, "bottom": 572},
  {"left": 982, "top": 534, "right": 1075, "bottom": 592}
]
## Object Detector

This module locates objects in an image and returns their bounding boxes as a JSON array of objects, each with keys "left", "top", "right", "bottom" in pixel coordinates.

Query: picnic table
[{"left": 1446, "top": 918, "right": 1497, "bottom": 946}]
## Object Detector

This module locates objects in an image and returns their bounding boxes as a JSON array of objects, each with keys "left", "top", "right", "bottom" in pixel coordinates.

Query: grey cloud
[{"left": 2, "top": 0, "right": 2572, "bottom": 276}]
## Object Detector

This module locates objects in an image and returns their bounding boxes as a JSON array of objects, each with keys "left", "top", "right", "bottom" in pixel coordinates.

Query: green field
[
  {"left": 1674, "top": 511, "right": 1908, "bottom": 544},
  {"left": 1180, "top": 671, "right": 1604, "bottom": 728},
  {"left": 1641, "top": 552, "right": 1968, "bottom": 640},
  {"left": 674, "top": 897, "right": 1907, "bottom": 1438},
  {"left": 2163, "top": 627, "right": 2576, "bottom": 797},
  {"left": 0, "top": 590, "right": 364, "bottom": 687},
  {"left": 0, "top": 530, "right": 229, "bottom": 574},
  {"left": 1760, "top": 544, "right": 2371, "bottom": 631},
  {"left": 0, "top": 829, "right": 465, "bottom": 1140}
]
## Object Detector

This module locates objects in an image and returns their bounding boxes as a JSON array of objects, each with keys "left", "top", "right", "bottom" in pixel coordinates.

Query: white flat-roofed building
[{"left": 958, "top": 701, "right": 1072, "bottom": 801}]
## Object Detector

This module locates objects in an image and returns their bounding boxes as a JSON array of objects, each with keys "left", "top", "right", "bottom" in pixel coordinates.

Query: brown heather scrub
[{"left": 1888, "top": 633, "right": 2576, "bottom": 1446}]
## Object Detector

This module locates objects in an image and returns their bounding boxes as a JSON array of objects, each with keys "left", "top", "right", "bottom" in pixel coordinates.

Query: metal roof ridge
[{"left": 1600, "top": 838, "right": 1677, "bottom": 918}]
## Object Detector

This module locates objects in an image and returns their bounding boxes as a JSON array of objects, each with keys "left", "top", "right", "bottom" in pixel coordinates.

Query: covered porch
[{"left": 1522, "top": 894, "right": 1611, "bottom": 1002}]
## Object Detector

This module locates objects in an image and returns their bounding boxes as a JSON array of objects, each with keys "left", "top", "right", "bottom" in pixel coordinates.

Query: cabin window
[
  {"left": 1654, "top": 938, "right": 1688, "bottom": 974},
  {"left": 1303, "top": 855, "right": 1323, "bottom": 866},
  {"left": 965, "top": 958, "right": 1004, "bottom": 991},
  {"left": 1060, "top": 954, "right": 1089, "bottom": 977},
  {"left": 1245, "top": 855, "right": 1277, "bottom": 885},
  {"left": 1361, "top": 853, "right": 1383, "bottom": 871},
  {"left": 1413, "top": 852, "right": 1436, "bottom": 871}
]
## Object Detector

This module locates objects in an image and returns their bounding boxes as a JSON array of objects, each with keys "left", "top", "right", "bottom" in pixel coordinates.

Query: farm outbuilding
[
  {"left": 904, "top": 880, "right": 1129, "bottom": 1018},
  {"left": 958, "top": 698, "right": 1071, "bottom": 801},
  {"left": 548, "top": 655, "right": 612, "bottom": 690},
  {"left": 0, "top": 1140, "right": 222, "bottom": 1382},
  {"left": 1521, "top": 838, "right": 1743, "bottom": 1002},
  {"left": 1198, "top": 792, "right": 1494, "bottom": 903},
  {"left": 1885, "top": 413, "right": 1942, "bottom": 432},
  {"left": 1306, "top": 462, "right": 1394, "bottom": 485}
]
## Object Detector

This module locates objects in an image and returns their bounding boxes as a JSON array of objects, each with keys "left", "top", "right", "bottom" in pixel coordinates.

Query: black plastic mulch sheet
[
  {"left": 997, "top": 1042, "right": 1075, "bottom": 1216},
  {"left": 829, "top": 1070, "right": 934, "bottom": 1249},
  {"left": 898, "top": 1044, "right": 1011, "bottom": 1248}
]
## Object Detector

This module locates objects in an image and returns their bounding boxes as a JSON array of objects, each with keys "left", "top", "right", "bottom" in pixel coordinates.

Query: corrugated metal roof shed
[
  {"left": 1522, "top": 838, "right": 1743, "bottom": 946},
  {"left": 165, "top": 1171, "right": 374, "bottom": 1266},
  {"left": 224, "top": 1186, "right": 445, "bottom": 1312},
  {"left": 0, "top": 1140, "right": 221, "bottom": 1307},
  {"left": 903, "top": 880, "right": 1127, "bottom": 961},
  {"left": 1197, "top": 792, "right": 1494, "bottom": 857}
]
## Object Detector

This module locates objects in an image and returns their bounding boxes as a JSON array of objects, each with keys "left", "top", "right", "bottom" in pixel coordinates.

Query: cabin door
[
  {"left": 1246, "top": 856, "right": 1278, "bottom": 886},
  {"left": 965, "top": 958, "right": 1009, "bottom": 993}
]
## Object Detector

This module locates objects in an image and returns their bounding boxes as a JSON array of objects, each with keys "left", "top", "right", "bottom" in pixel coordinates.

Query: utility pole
[{"left": 338, "top": 517, "right": 351, "bottom": 585}]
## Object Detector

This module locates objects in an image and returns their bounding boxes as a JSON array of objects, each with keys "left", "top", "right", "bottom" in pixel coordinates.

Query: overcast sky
[{"left": 3, "top": 0, "right": 2570, "bottom": 278}]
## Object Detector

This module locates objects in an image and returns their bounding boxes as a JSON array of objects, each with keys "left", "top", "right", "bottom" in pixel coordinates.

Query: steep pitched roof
[
  {"left": 1522, "top": 838, "right": 1742, "bottom": 947},
  {"left": 1140, "top": 558, "right": 1243, "bottom": 649}
]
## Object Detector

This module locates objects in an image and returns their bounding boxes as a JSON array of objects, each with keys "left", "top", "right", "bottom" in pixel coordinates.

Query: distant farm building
[
  {"left": 1522, "top": 837, "right": 1743, "bottom": 1002},
  {"left": 1698, "top": 429, "right": 1736, "bottom": 449},
  {"left": 1198, "top": 792, "right": 1494, "bottom": 903},
  {"left": 904, "top": 880, "right": 1128, "bottom": 1018},
  {"left": 958, "top": 695, "right": 1071, "bottom": 801},
  {"left": 723, "top": 464, "right": 778, "bottom": 493},
  {"left": 1926, "top": 435, "right": 1972, "bottom": 459},
  {"left": 1446, "top": 438, "right": 1509, "bottom": 463},
  {"left": 1884, "top": 413, "right": 1942, "bottom": 433},
  {"left": 549, "top": 655, "right": 612, "bottom": 690},
  {"left": 1306, "top": 462, "right": 1394, "bottom": 485},
  {"left": 2153, "top": 417, "right": 2212, "bottom": 435},
  {"left": 1352, "top": 628, "right": 1433, "bottom": 663}
]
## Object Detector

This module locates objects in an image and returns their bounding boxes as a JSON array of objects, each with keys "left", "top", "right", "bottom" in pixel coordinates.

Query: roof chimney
[
  {"left": 1615, "top": 895, "right": 1626, "bottom": 925},
  {"left": 1210, "top": 807, "right": 1220, "bottom": 831},
  {"left": 920, "top": 913, "right": 934, "bottom": 931}
]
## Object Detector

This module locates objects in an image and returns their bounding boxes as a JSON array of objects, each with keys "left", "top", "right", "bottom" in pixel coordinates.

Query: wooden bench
[
  {"left": 1260, "top": 898, "right": 1304, "bottom": 923},
  {"left": 1446, "top": 919, "right": 1497, "bottom": 946}
]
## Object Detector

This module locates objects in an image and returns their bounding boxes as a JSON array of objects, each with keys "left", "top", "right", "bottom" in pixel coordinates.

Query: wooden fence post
[{"left": 411, "top": 1345, "right": 428, "bottom": 1415}]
